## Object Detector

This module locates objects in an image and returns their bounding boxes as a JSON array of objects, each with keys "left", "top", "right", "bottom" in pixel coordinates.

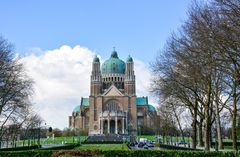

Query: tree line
[{"left": 151, "top": 0, "right": 240, "bottom": 151}]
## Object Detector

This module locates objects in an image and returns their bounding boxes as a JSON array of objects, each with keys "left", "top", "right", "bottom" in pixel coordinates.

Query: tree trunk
[
  {"left": 192, "top": 99, "right": 198, "bottom": 149},
  {"left": 232, "top": 79, "right": 237, "bottom": 151},
  {"left": 214, "top": 77, "right": 224, "bottom": 150},
  {"left": 198, "top": 118, "right": 204, "bottom": 147},
  {"left": 171, "top": 104, "right": 185, "bottom": 143},
  {"left": 204, "top": 108, "right": 210, "bottom": 150},
  {"left": 215, "top": 101, "right": 223, "bottom": 149},
  {"left": 204, "top": 83, "right": 211, "bottom": 151}
]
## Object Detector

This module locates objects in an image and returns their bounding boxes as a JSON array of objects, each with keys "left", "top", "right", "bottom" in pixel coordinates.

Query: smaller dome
[
  {"left": 148, "top": 104, "right": 156, "bottom": 112},
  {"left": 93, "top": 55, "right": 100, "bottom": 62},
  {"left": 126, "top": 55, "right": 133, "bottom": 62},
  {"left": 73, "top": 105, "right": 80, "bottom": 113}
]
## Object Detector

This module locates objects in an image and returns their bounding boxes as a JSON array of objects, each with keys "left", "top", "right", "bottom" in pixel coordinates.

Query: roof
[
  {"left": 73, "top": 105, "right": 80, "bottom": 113},
  {"left": 136, "top": 97, "right": 156, "bottom": 112},
  {"left": 102, "top": 84, "right": 124, "bottom": 96},
  {"left": 136, "top": 97, "right": 147, "bottom": 106},
  {"left": 81, "top": 98, "right": 89, "bottom": 106},
  {"left": 148, "top": 104, "right": 156, "bottom": 112}
]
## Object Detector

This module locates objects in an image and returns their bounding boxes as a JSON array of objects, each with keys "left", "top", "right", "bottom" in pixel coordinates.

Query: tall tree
[{"left": 0, "top": 36, "right": 34, "bottom": 146}]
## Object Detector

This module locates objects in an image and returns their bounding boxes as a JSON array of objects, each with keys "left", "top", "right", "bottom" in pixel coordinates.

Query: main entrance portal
[
  {"left": 110, "top": 120, "right": 115, "bottom": 134},
  {"left": 99, "top": 111, "right": 127, "bottom": 134}
]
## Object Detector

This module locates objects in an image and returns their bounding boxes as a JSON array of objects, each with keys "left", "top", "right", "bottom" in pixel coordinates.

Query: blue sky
[
  {"left": 0, "top": 0, "right": 193, "bottom": 128},
  {"left": 1, "top": 0, "right": 191, "bottom": 63}
]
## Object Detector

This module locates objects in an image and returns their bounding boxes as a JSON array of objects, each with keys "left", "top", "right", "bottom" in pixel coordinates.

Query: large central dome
[{"left": 101, "top": 49, "right": 125, "bottom": 75}]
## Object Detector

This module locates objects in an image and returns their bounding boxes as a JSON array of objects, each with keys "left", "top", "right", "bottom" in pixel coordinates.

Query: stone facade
[{"left": 69, "top": 49, "right": 156, "bottom": 135}]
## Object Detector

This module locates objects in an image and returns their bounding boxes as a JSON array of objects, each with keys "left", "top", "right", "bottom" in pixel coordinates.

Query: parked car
[
  {"left": 143, "top": 145, "right": 149, "bottom": 149},
  {"left": 138, "top": 142, "right": 145, "bottom": 148},
  {"left": 178, "top": 141, "right": 188, "bottom": 146},
  {"left": 147, "top": 143, "right": 154, "bottom": 147},
  {"left": 147, "top": 144, "right": 154, "bottom": 147}
]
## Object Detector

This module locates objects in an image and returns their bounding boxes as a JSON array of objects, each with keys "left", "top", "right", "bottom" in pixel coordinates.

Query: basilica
[{"left": 69, "top": 49, "right": 156, "bottom": 135}]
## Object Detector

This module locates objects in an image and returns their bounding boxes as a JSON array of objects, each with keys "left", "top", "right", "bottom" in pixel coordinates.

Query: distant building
[{"left": 69, "top": 49, "right": 156, "bottom": 135}]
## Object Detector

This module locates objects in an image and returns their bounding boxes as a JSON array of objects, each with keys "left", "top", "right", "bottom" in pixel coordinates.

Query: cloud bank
[{"left": 22, "top": 45, "right": 155, "bottom": 129}]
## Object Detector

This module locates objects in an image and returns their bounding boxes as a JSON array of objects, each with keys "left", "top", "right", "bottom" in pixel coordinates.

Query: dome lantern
[{"left": 111, "top": 47, "right": 118, "bottom": 58}]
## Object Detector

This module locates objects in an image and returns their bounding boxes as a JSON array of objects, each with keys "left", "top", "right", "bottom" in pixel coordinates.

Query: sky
[{"left": 0, "top": 0, "right": 192, "bottom": 129}]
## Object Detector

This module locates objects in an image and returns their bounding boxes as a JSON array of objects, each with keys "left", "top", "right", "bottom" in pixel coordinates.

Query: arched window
[{"left": 104, "top": 101, "right": 120, "bottom": 112}]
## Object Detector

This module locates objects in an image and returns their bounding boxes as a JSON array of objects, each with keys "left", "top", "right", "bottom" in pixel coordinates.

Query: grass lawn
[
  {"left": 75, "top": 144, "right": 129, "bottom": 150},
  {"left": 41, "top": 136, "right": 88, "bottom": 144},
  {"left": 12, "top": 136, "right": 88, "bottom": 147}
]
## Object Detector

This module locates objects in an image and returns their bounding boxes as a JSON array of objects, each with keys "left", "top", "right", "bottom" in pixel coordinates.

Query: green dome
[
  {"left": 126, "top": 55, "right": 133, "bottom": 62},
  {"left": 93, "top": 55, "right": 100, "bottom": 62},
  {"left": 73, "top": 105, "right": 80, "bottom": 113},
  {"left": 101, "top": 49, "right": 125, "bottom": 74},
  {"left": 148, "top": 104, "right": 156, "bottom": 112}
]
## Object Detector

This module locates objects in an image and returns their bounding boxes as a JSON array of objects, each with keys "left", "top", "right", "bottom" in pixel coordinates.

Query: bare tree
[
  {"left": 150, "top": 0, "right": 240, "bottom": 151},
  {"left": 0, "top": 36, "right": 34, "bottom": 147}
]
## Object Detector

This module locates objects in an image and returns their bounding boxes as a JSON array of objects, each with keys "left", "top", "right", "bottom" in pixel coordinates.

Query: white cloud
[{"left": 22, "top": 45, "right": 155, "bottom": 129}]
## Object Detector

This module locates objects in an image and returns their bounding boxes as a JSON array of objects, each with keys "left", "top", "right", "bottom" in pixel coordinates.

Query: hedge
[
  {"left": 0, "top": 150, "right": 53, "bottom": 157},
  {"left": 0, "top": 145, "right": 40, "bottom": 151},
  {"left": 0, "top": 150, "right": 239, "bottom": 157},
  {"left": 159, "top": 144, "right": 200, "bottom": 151},
  {"left": 211, "top": 141, "right": 240, "bottom": 147},
  {"left": 82, "top": 141, "right": 123, "bottom": 144},
  {"left": 100, "top": 150, "right": 240, "bottom": 157}
]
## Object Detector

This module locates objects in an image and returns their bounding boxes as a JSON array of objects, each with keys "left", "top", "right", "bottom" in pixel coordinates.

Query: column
[
  {"left": 107, "top": 118, "right": 110, "bottom": 134},
  {"left": 126, "top": 112, "right": 128, "bottom": 134},
  {"left": 82, "top": 117, "right": 85, "bottom": 129},
  {"left": 99, "top": 117, "right": 102, "bottom": 134},
  {"left": 115, "top": 116, "right": 118, "bottom": 134},
  {"left": 122, "top": 118, "right": 124, "bottom": 134},
  {"left": 100, "top": 112, "right": 103, "bottom": 134}
]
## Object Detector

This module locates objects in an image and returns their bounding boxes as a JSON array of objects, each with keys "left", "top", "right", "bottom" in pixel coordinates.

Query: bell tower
[
  {"left": 124, "top": 55, "right": 135, "bottom": 95},
  {"left": 90, "top": 55, "right": 102, "bottom": 96}
]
